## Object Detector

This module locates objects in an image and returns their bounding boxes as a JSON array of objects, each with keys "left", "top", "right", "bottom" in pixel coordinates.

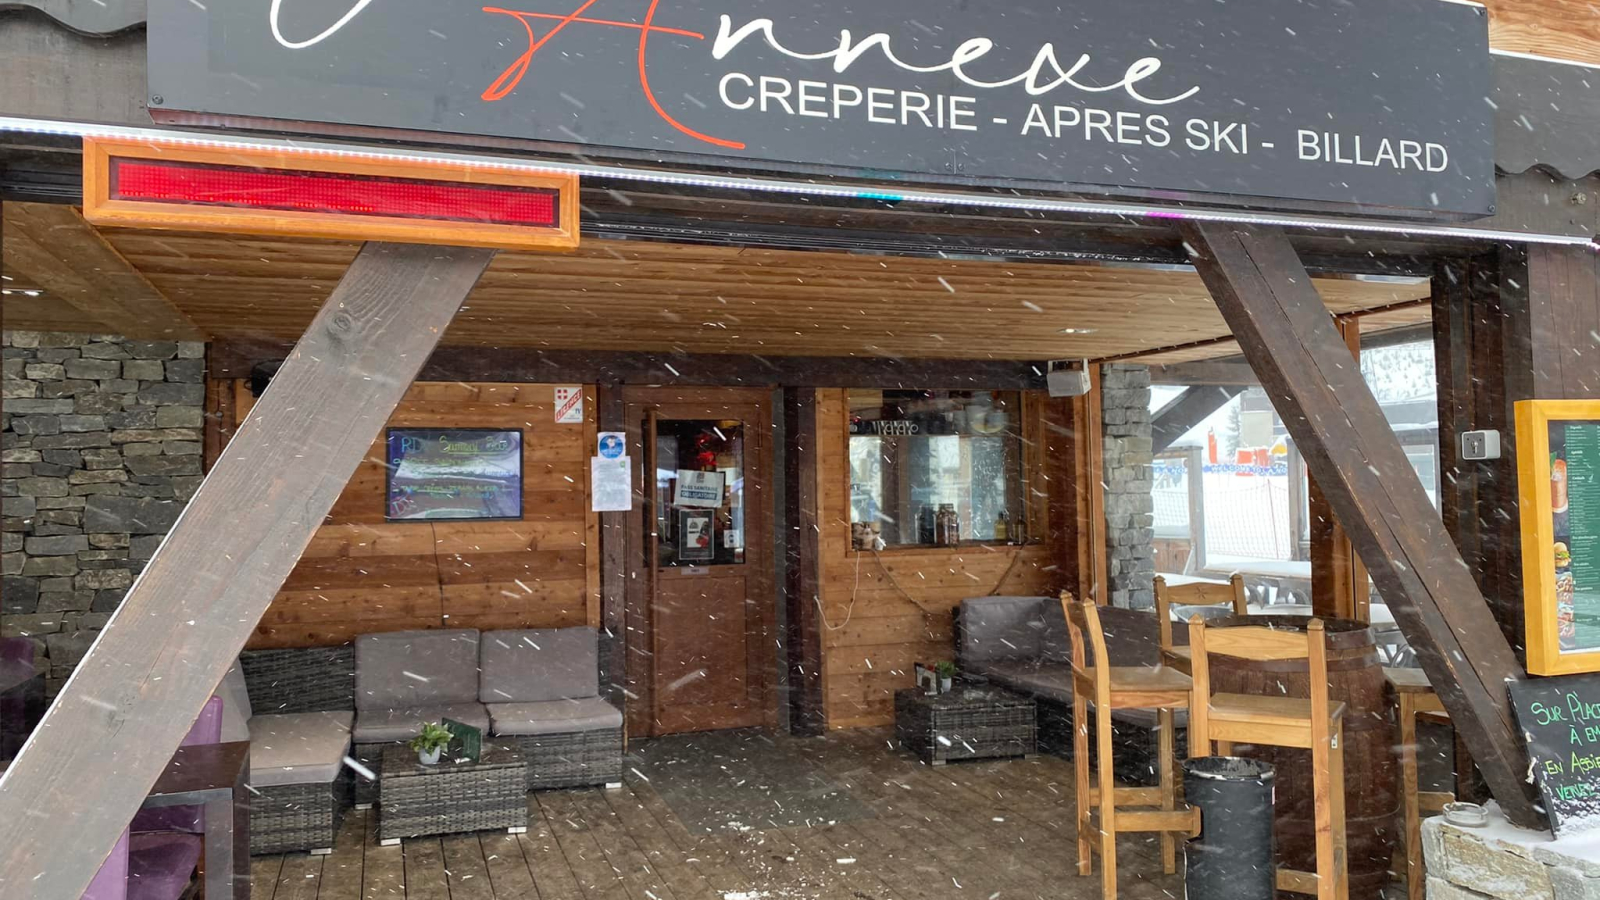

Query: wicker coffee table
[
  {"left": 895, "top": 684, "right": 1037, "bottom": 765},
  {"left": 378, "top": 742, "right": 528, "bottom": 845}
]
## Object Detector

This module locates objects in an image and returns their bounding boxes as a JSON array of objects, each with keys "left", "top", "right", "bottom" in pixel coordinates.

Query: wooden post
[
  {"left": 597, "top": 384, "right": 629, "bottom": 709},
  {"left": 0, "top": 242, "right": 495, "bottom": 899},
  {"left": 1066, "top": 367, "right": 1108, "bottom": 603},
  {"left": 783, "top": 387, "right": 825, "bottom": 734},
  {"left": 1182, "top": 222, "right": 1540, "bottom": 828},
  {"left": 1308, "top": 316, "right": 1369, "bottom": 621}
]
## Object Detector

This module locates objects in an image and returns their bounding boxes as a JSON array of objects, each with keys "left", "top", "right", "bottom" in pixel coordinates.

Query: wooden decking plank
[
  {"left": 316, "top": 808, "right": 368, "bottom": 900},
  {"left": 536, "top": 791, "right": 633, "bottom": 900},
  {"left": 518, "top": 796, "right": 586, "bottom": 900},
  {"left": 272, "top": 852, "right": 325, "bottom": 900},
  {"left": 442, "top": 835, "right": 497, "bottom": 900},
  {"left": 251, "top": 854, "right": 285, "bottom": 900},
  {"left": 604, "top": 780, "right": 750, "bottom": 900},
  {"left": 402, "top": 838, "right": 452, "bottom": 900},
  {"left": 360, "top": 809, "right": 407, "bottom": 900},
  {"left": 482, "top": 833, "right": 541, "bottom": 900},
  {"left": 566, "top": 788, "right": 693, "bottom": 900},
  {"left": 784, "top": 824, "right": 905, "bottom": 900}
]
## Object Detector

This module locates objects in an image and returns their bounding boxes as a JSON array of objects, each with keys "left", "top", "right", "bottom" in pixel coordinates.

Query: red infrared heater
[{"left": 81, "top": 138, "right": 579, "bottom": 251}]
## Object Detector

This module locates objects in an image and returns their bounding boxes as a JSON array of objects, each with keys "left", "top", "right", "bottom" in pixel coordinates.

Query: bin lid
[{"left": 1183, "top": 756, "right": 1275, "bottom": 782}]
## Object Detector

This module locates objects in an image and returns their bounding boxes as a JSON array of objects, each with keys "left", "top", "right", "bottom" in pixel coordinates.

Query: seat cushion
[
  {"left": 127, "top": 832, "right": 202, "bottom": 900},
  {"left": 355, "top": 629, "right": 480, "bottom": 710},
  {"left": 480, "top": 628, "right": 598, "bottom": 704},
  {"left": 249, "top": 711, "right": 354, "bottom": 787},
  {"left": 488, "top": 697, "right": 623, "bottom": 736},
  {"left": 958, "top": 597, "right": 1045, "bottom": 663},
  {"left": 352, "top": 702, "right": 489, "bottom": 743}
]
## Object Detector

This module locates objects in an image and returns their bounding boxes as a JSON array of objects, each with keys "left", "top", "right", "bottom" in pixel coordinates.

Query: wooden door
[{"left": 623, "top": 387, "right": 775, "bottom": 737}]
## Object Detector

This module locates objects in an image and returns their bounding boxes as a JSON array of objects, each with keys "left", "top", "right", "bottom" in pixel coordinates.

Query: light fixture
[
  {"left": 0, "top": 289, "right": 44, "bottom": 297},
  {"left": 1060, "top": 328, "right": 1099, "bottom": 335}
]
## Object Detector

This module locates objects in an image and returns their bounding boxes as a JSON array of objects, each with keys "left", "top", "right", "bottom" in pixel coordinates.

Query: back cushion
[
  {"left": 355, "top": 629, "right": 481, "bottom": 710},
  {"left": 1040, "top": 599, "right": 1072, "bottom": 663},
  {"left": 958, "top": 597, "right": 1045, "bottom": 663},
  {"left": 480, "top": 628, "right": 598, "bottom": 703},
  {"left": 216, "top": 662, "right": 253, "bottom": 743}
]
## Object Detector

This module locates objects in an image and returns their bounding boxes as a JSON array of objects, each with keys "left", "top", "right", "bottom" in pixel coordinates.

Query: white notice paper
[
  {"left": 673, "top": 470, "right": 725, "bottom": 508},
  {"left": 591, "top": 456, "right": 632, "bottom": 512}
]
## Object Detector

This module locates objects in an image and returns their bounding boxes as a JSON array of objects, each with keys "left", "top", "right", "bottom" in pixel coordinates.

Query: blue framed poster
[{"left": 385, "top": 428, "right": 523, "bottom": 521}]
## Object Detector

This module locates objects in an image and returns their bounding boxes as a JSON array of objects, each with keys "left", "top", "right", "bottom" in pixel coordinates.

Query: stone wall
[
  {"left": 1423, "top": 815, "right": 1600, "bottom": 900},
  {"left": 1, "top": 331, "right": 206, "bottom": 697},
  {"left": 1102, "top": 364, "right": 1155, "bottom": 609}
]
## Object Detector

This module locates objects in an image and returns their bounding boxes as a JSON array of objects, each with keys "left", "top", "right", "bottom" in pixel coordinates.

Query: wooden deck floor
[{"left": 250, "top": 728, "right": 1180, "bottom": 900}]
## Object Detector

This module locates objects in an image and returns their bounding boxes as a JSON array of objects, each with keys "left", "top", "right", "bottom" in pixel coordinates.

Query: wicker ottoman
[
  {"left": 895, "top": 684, "right": 1036, "bottom": 765},
  {"left": 377, "top": 742, "right": 528, "bottom": 844},
  {"left": 251, "top": 771, "right": 352, "bottom": 855}
]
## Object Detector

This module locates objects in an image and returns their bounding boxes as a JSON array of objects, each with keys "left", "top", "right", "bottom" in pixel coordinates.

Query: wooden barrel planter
[{"left": 1205, "top": 616, "right": 1396, "bottom": 900}]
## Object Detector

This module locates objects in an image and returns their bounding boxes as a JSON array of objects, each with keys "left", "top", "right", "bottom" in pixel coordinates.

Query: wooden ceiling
[{"left": 0, "top": 202, "right": 1430, "bottom": 361}]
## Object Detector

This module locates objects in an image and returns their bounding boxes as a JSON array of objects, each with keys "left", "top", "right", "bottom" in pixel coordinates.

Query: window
[
  {"left": 847, "top": 389, "right": 1026, "bottom": 547},
  {"left": 653, "top": 419, "right": 746, "bottom": 567}
]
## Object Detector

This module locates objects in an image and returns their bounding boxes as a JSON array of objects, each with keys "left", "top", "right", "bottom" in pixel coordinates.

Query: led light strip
[{"left": 3, "top": 115, "right": 1596, "bottom": 252}]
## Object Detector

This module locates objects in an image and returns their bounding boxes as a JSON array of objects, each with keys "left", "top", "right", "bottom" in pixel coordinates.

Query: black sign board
[
  {"left": 146, "top": 0, "right": 1493, "bottom": 217},
  {"left": 1508, "top": 674, "right": 1600, "bottom": 835}
]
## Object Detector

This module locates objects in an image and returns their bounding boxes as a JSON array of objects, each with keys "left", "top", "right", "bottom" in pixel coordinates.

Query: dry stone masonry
[
  {"left": 1, "top": 331, "right": 205, "bottom": 697},
  {"left": 1423, "top": 815, "right": 1600, "bottom": 900},
  {"left": 1102, "top": 364, "right": 1156, "bottom": 610}
]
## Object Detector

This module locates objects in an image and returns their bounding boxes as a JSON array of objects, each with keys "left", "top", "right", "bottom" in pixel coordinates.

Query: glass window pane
[
  {"left": 847, "top": 389, "right": 1025, "bottom": 548},
  {"left": 653, "top": 419, "right": 745, "bottom": 567}
]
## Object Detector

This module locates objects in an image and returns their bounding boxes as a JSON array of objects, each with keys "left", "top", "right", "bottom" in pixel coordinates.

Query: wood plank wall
[
  {"left": 1484, "top": 0, "right": 1600, "bottom": 66},
  {"left": 213, "top": 381, "right": 600, "bottom": 648},
  {"left": 813, "top": 389, "right": 1064, "bottom": 729}
]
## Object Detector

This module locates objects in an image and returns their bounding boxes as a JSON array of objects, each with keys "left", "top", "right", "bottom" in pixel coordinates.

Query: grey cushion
[
  {"left": 352, "top": 703, "right": 490, "bottom": 743},
  {"left": 248, "top": 711, "right": 353, "bottom": 787},
  {"left": 487, "top": 697, "right": 623, "bottom": 736},
  {"left": 1040, "top": 601, "right": 1072, "bottom": 663},
  {"left": 217, "top": 662, "right": 253, "bottom": 744},
  {"left": 480, "top": 628, "right": 598, "bottom": 704},
  {"left": 958, "top": 597, "right": 1045, "bottom": 663},
  {"left": 355, "top": 629, "right": 480, "bottom": 710},
  {"left": 999, "top": 662, "right": 1074, "bottom": 705}
]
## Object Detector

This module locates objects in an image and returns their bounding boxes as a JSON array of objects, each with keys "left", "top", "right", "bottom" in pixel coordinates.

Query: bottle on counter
[{"left": 994, "top": 511, "right": 1010, "bottom": 543}]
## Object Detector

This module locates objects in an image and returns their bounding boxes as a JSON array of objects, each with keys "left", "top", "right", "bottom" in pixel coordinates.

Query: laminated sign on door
[{"left": 673, "top": 470, "right": 725, "bottom": 508}]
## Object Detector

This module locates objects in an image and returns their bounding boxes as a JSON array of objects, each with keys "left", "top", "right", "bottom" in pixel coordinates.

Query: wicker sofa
[
  {"left": 480, "top": 627, "right": 625, "bottom": 790},
  {"left": 222, "top": 646, "right": 356, "bottom": 855},
  {"left": 956, "top": 596, "right": 1187, "bottom": 784}
]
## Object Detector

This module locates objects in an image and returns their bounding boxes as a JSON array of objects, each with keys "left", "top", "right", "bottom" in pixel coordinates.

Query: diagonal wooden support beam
[
  {"left": 1182, "top": 222, "right": 1541, "bottom": 828},
  {"left": 0, "top": 242, "right": 494, "bottom": 899},
  {"left": 1152, "top": 384, "right": 1245, "bottom": 453}
]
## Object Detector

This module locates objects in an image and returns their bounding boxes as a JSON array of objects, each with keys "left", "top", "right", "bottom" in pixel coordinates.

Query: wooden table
[{"left": 140, "top": 740, "right": 251, "bottom": 900}]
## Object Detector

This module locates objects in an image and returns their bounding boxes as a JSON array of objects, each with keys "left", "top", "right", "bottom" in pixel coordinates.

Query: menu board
[
  {"left": 386, "top": 429, "right": 523, "bottom": 521},
  {"left": 1547, "top": 421, "right": 1600, "bottom": 656},
  {"left": 1508, "top": 674, "right": 1600, "bottom": 836}
]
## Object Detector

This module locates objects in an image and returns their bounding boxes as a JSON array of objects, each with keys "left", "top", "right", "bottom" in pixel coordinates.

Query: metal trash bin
[{"left": 1184, "top": 756, "right": 1275, "bottom": 900}]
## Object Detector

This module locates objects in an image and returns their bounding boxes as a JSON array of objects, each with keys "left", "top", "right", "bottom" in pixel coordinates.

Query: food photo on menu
[{"left": 1550, "top": 422, "right": 1600, "bottom": 654}]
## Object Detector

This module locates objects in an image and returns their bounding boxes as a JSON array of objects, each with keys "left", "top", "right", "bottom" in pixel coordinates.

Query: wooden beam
[
  {"left": 1148, "top": 360, "right": 1259, "bottom": 386},
  {"left": 596, "top": 384, "right": 628, "bottom": 708},
  {"left": 1182, "top": 221, "right": 1540, "bottom": 828},
  {"left": 2, "top": 203, "right": 206, "bottom": 340},
  {"left": 783, "top": 387, "right": 825, "bottom": 735},
  {"left": 1068, "top": 367, "right": 1107, "bottom": 604},
  {"left": 0, "top": 242, "right": 494, "bottom": 899},
  {"left": 1309, "top": 317, "right": 1369, "bottom": 621},
  {"left": 1152, "top": 385, "right": 1244, "bottom": 453},
  {"left": 208, "top": 342, "right": 1052, "bottom": 391}
]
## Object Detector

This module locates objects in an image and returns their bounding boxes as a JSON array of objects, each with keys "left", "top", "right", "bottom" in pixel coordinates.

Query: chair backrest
[
  {"left": 355, "top": 629, "right": 481, "bottom": 710},
  {"left": 1154, "top": 574, "right": 1247, "bottom": 652},
  {"left": 1188, "top": 617, "right": 1331, "bottom": 730},
  {"left": 480, "top": 628, "right": 599, "bottom": 704},
  {"left": 1060, "top": 592, "right": 1110, "bottom": 707}
]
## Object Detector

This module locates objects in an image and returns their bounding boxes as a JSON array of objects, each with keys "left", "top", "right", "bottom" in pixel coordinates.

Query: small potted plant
[
  {"left": 935, "top": 661, "right": 957, "bottom": 694},
  {"left": 409, "top": 722, "right": 453, "bottom": 766}
]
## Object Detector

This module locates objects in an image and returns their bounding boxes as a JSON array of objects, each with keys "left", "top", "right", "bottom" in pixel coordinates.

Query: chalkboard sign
[
  {"left": 385, "top": 428, "right": 523, "bottom": 521},
  {"left": 1508, "top": 674, "right": 1600, "bottom": 836},
  {"left": 1516, "top": 401, "right": 1600, "bottom": 675}
]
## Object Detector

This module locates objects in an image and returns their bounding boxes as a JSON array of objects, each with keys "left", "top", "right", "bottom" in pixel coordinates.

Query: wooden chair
[
  {"left": 1154, "top": 573, "right": 1248, "bottom": 675},
  {"left": 1387, "top": 667, "right": 1459, "bottom": 900},
  {"left": 1062, "top": 592, "right": 1196, "bottom": 900},
  {"left": 1188, "top": 617, "right": 1348, "bottom": 900}
]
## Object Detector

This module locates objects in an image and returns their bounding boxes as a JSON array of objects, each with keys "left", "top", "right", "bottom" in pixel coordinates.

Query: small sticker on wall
[{"left": 554, "top": 386, "right": 583, "bottom": 424}]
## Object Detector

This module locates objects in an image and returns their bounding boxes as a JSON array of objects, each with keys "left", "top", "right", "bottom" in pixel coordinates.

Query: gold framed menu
[{"left": 1518, "top": 400, "right": 1600, "bottom": 675}]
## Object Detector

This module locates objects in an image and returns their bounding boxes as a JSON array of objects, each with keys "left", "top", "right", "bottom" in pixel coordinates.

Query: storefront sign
[
  {"left": 147, "top": 0, "right": 1493, "bottom": 215},
  {"left": 1508, "top": 674, "right": 1600, "bottom": 836},
  {"left": 673, "top": 470, "right": 726, "bottom": 508},
  {"left": 1517, "top": 401, "right": 1600, "bottom": 676}
]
